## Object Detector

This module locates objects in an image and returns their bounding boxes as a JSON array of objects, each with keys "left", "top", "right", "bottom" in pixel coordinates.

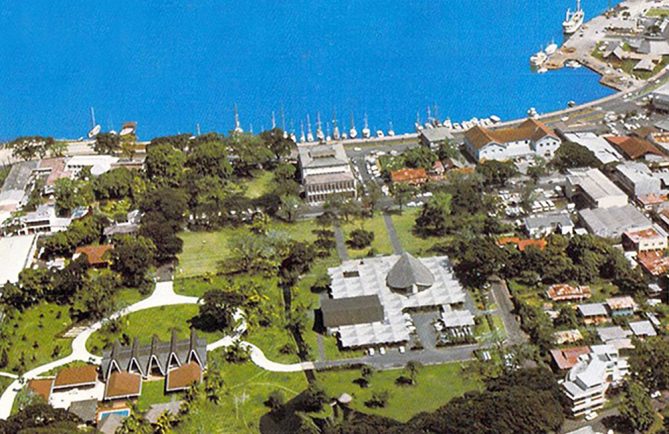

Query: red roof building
[
  {"left": 74, "top": 245, "right": 113, "bottom": 267},
  {"left": 165, "top": 362, "right": 202, "bottom": 392},
  {"left": 27, "top": 378, "right": 54, "bottom": 402},
  {"left": 546, "top": 284, "right": 592, "bottom": 302},
  {"left": 605, "top": 136, "right": 664, "bottom": 160},
  {"left": 390, "top": 168, "right": 428, "bottom": 185},
  {"left": 497, "top": 236, "right": 547, "bottom": 252},
  {"left": 638, "top": 251, "right": 669, "bottom": 276},
  {"left": 549, "top": 346, "right": 591, "bottom": 371},
  {"left": 104, "top": 372, "right": 142, "bottom": 401}
]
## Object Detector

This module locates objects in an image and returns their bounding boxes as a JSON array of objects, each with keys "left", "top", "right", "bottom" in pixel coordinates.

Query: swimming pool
[{"left": 97, "top": 408, "right": 130, "bottom": 422}]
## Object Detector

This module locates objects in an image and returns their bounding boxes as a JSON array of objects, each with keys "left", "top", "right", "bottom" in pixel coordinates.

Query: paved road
[
  {"left": 490, "top": 279, "right": 528, "bottom": 345},
  {"left": 383, "top": 212, "right": 403, "bottom": 254},
  {"left": 333, "top": 225, "right": 349, "bottom": 261}
]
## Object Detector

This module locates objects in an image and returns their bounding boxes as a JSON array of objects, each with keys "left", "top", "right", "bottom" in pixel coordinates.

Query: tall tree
[
  {"left": 110, "top": 235, "right": 156, "bottom": 288},
  {"left": 145, "top": 143, "right": 187, "bottom": 187},
  {"left": 620, "top": 381, "right": 656, "bottom": 433},
  {"left": 94, "top": 132, "right": 121, "bottom": 155},
  {"left": 186, "top": 140, "right": 232, "bottom": 180}
]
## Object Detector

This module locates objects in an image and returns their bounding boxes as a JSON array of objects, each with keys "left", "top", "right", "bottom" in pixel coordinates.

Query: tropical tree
[
  {"left": 620, "top": 381, "right": 656, "bottom": 433},
  {"left": 94, "top": 132, "right": 121, "bottom": 155}
]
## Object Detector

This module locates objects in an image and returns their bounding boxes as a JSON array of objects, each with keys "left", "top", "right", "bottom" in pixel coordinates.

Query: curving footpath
[{"left": 0, "top": 280, "right": 313, "bottom": 420}]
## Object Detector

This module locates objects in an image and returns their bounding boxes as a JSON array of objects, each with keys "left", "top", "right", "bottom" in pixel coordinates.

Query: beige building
[{"left": 298, "top": 143, "right": 356, "bottom": 204}]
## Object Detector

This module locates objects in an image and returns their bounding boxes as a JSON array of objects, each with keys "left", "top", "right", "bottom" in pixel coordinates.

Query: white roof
[
  {"left": 579, "top": 205, "right": 652, "bottom": 239},
  {"left": 563, "top": 132, "right": 623, "bottom": 165},
  {"left": 65, "top": 155, "right": 119, "bottom": 176},
  {"left": 329, "top": 255, "right": 468, "bottom": 348},
  {"left": 578, "top": 303, "right": 607, "bottom": 317},
  {"left": 629, "top": 320, "right": 657, "bottom": 337},
  {"left": 567, "top": 168, "right": 627, "bottom": 203},
  {"left": 0, "top": 235, "right": 37, "bottom": 284},
  {"left": 597, "top": 326, "right": 630, "bottom": 342}
]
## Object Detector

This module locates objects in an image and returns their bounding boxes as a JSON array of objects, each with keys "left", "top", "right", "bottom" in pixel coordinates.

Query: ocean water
[{"left": 0, "top": 0, "right": 616, "bottom": 140}]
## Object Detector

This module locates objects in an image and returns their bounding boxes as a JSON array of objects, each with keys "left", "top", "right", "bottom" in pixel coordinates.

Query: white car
[
  {"left": 651, "top": 390, "right": 662, "bottom": 399},
  {"left": 353, "top": 147, "right": 362, "bottom": 151},
  {"left": 584, "top": 412, "right": 598, "bottom": 421}
]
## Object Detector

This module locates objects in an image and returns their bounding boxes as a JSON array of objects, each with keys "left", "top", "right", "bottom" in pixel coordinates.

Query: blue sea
[{"left": 0, "top": 0, "right": 616, "bottom": 141}]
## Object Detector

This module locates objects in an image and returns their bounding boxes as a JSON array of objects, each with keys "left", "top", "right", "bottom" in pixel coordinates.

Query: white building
[
  {"left": 0, "top": 235, "right": 37, "bottom": 284},
  {"left": 563, "top": 344, "right": 628, "bottom": 416},
  {"left": 562, "top": 132, "right": 623, "bottom": 166},
  {"left": 322, "top": 253, "right": 471, "bottom": 349},
  {"left": 579, "top": 204, "right": 653, "bottom": 239},
  {"left": 65, "top": 155, "right": 119, "bottom": 177},
  {"left": 623, "top": 226, "right": 668, "bottom": 252},
  {"left": 524, "top": 211, "right": 574, "bottom": 238},
  {"left": 615, "top": 162, "right": 663, "bottom": 197},
  {"left": 463, "top": 119, "right": 561, "bottom": 162},
  {"left": 298, "top": 143, "right": 356, "bottom": 205},
  {"left": 566, "top": 168, "right": 629, "bottom": 209}
]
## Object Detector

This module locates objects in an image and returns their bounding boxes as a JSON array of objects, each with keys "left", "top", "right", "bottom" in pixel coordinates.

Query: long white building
[
  {"left": 463, "top": 119, "right": 561, "bottom": 162},
  {"left": 566, "top": 168, "right": 628, "bottom": 209}
]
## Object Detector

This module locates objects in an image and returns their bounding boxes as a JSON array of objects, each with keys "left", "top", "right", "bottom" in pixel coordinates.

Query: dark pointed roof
[{"left": 386, "top": 252, "right": 435, "bottom": 289}]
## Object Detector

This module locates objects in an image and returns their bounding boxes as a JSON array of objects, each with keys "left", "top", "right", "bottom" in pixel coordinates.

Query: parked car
[{"left": 584, "top": 412, "right": 598, "bottom": 421}]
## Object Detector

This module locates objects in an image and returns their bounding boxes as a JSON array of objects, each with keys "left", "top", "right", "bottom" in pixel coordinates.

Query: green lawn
[
  {"left": 86, "top": 305, "right": 226, "bottom": 355},
  {"left": 0, "top": 377, "right": 13, "bottom": 398},
  {"left": 242, "top": 171, "right": 275, "bottom": 199},
  {"left": 317, "top": 362, "right": 482, "bottom": 422},
  {"left": 2, "top": 303, "right": 73, "bottom": 374},
  {"left": 390, "top": 208, "right": 441, "bottom": 255},
  {"left": 174, "top": 356, "right": 308, "bottom": 434},
  {"left": 177, "top": 219, "right": 320, "bottom": 278},
  {"left": 136, "top": 379, "right": 182, "bottom": 411},
  {"left": 647, "top": 8, "right": 669, "bottom": 17},
  {"left": 340, "top": 214, "right": 394, "bottom": 258}
]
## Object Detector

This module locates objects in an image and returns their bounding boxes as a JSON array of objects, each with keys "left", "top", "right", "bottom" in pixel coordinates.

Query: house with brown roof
[
  {"left": 73, "top": 245, "right": 113, "bottom": 268},
  {"left": 497, "top": 236, "right": 547, "bottom": 252},
  {"left": 550, "top": 346, "right": 591, "bottom": 371},
  {"left": 52, "top": 365, "right": 98, "bottom": 391},
  {"left": 546, "top": 284, "right": 592, "bottom": 302},
  {"left": 104, "top": 371, "right": 142, "bottom": 401},
  {"left": 27, "top": 378, "right": 54, "bottom": 402},
  {"left": 165, "top": 362, "right": 203, "bottom": 392},
  {"left": 605, "top": 136, "right": 665, "bottom": 161},
  {"left": 463, "top": 119, "right": 561, "bottom": 162},
  {"left": 390, "top": 168, "right": 428, "bottom": 185}
]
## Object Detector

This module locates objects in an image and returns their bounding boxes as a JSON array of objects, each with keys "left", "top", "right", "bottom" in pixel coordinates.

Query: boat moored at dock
[{"left": 563, "top": 0, "right": 584, "bottom": 35}]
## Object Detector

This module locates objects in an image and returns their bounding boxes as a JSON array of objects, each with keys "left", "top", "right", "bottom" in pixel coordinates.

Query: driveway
[{"left": 490, "top": 279, "right": 528, "bottom": 345}]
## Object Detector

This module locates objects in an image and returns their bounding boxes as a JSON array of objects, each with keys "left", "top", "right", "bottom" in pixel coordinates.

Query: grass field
[
  {"left": 316, "top": 361, "right": 481, "bottom": 422},
  {"left": 174, "top": 357, "right": 308, "bottom": 434},
  {"left": 647, "top": 8, "right": 669, "bottom": 17},
  {"left": 177, "top": 219, "right": 320, "bottom": 278},
  {"left": 136, "top": 379, "right": 182, "bottom": 411},
  {"left": 86, "top": 305, "right": 226, "bottom": 355},
  {"left": 390, "top": 209, "right": 440, "bottom": 255},
  {"left": 340, "top": 214, "right": 394, "bottom": 258},
  {"left": 2, "top": 303, "right": 73, "bottom": 374},
  {"left": 241, "top": 170, "right": 275, "bottom": 199}
]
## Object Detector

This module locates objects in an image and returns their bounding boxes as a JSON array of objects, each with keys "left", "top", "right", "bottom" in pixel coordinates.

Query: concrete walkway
[
  {"left": 0, "top": 281, "right": 313, "bottom": 420},
  {"left": 383, "top": 213, "right": 403, "bottom": 254},
  {"left": 0, "top": 373, "right": 17, "bottom": 380},
  {"left": 333, "top": 225, "right": 349, "bottom": 261}
]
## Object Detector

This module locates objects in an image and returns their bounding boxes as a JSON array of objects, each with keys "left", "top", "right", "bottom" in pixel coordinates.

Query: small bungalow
[
  {"left": 27, "top": 378, "right": 54, "bottom": 402},
  {"left": 577, "top": 303, "right": 609, "bottom": 325},
  {"left": 104, "top": 371, "right": 142, "bottom": 401},
  {"left": 73, "top": 245, "right": 114, "bottom": 268},
  {"left": 553, "top": 329, "right": 584, "bottom": 345},
  {"left": 629, "top": 320, "right": 657, "bottom": 338},
  {"left": 546, "top": 284, "right": 592, "bottom": 302},
  {"left": 52, "top": 365, "right": 98, "bottom": 391},
  {"left": 390, "top": 168, "right": 428, "bottom": 185},
  {"left": 606, "top": 296, "right": 637, "bottom": 317},
  {"left": 549, "top": 346, "right": 591, "bottom": 371}
]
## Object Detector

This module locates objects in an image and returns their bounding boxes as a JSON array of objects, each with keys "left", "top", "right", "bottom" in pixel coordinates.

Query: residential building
[
  {"left": 463, "top": 119, "right": 561, "bottom": 162},
  {"left": 390, "top": 168, "right": 428, "bottom": 185},
  {"left": 606, "top": 296, "right": 637, "bottom": 317},
  {"left": 524, "top": 211, "right": 574, "bottom": 238},
  {"left": 577, "top": 303, "right": 609, "bottom": 325},
  {"left": 554, "top": 329, "right": 584, "bottom": 345},
  {"left": 623, "top": 226, "right": 668, "bottom": 252},
  {"left": 323, "top": 252, "right": 471, "bottom": 349},
  {"left": 65, "top": 155, "right": 120, "bottom": 177},
  {"left": 546, "top": 284, "right": 592, "bottom": 302},
  {"left": 615, "top": 162, "right": 663, "bottom": 198},
  {"left": 419, "top": 127, "right": 454, "bottom": 149},
  {"left": 565, "top": 168, "right": 628, "bottom": 209},
  {"left": 653, "top": 82, "right": 669, "bottom": 111},
  {"left": 606, "top": 136, "right": 665, "bottom": 161},
  {"left": 637, "top": 250, "right": 669, "bottom": 276},
  {"left": 103, "top": 210, "right": 141, "bottom": 239},
  {"left": 15, "top": 204, "right": 71, "bottom": 235},
  {"left": 563, "top": 344, "right": 628, "bottom": 416},
  {"left": 52, "top": 365, "right": 98, "bottom": 392},
  {"left": 562, "top": 132, "right": 623, "bottom": 165},
  {"left": 101, "top": 330, "right": 207, "bottom": 399},
  {"left": 550, "top": 346, "right": 591, "bottom": 371},
  {"left": 578, "top": 204, "right": 652, "bottom": 239},
  {"left": 0, "top": 161, "right": 38, "bottom": 212},
  {"left": 68, "top": 399, "right": 98, "bottom": 425},
  {"left": 298, "top": 143, "right": 356, "bottom": 204},
  {"left": 74, "top": 244, "right": 114, "bottom": 268},
  {"left": 596, "top": 326, "right": 633, "bottom": 351},
  {"left": 497, "top": 236, "right": 547, "bottom": 252},
  {"left": 629, "top": 320, "right": 657, "bottom": 338}
]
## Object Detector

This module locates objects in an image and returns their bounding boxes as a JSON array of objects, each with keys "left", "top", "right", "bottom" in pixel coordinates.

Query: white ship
[
  {"left": 87, "top": 107, "right": 101, "bottom": 139},
  {"left": 349, "top": 113, "right": 358, "bottom": 139},
  {"left": 545, "top": 40, "right": 558, "bottom": 56},
  {"left": 530, "top": 49, "right": 547, "bottom": 67},
  {"left": 362, "top": 114, "right": 371, "bottom": 139},
  {"left": 563, "top": 0, "right": 584, "bottom": 35}
]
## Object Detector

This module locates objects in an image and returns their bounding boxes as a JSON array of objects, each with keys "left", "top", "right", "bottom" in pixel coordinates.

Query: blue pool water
[
  {"left": 98, "top": 408, "right": 130, "bottom": 422},
  {"left": 0, "top": 0, "right": 616, "bottom": 140}
]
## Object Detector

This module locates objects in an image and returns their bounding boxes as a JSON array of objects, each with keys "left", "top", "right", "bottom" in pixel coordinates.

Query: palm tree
[
  {"left": 154, "top": 410, "right": 176, "bottom": 434},
  {"left": 204, "top": 370, "right": 225, "bottom": 404}
]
